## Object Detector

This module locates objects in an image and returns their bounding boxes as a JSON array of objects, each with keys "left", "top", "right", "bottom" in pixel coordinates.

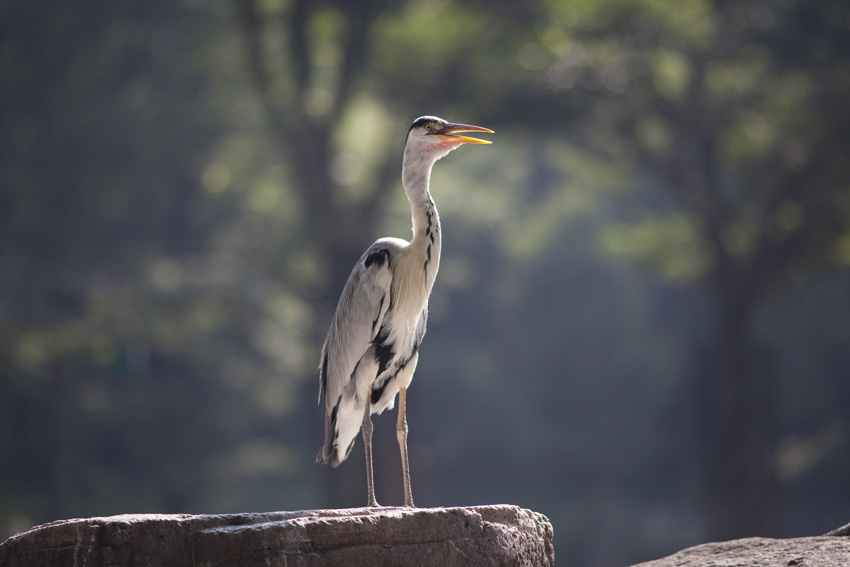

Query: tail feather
[
  {"left": 317, "top": 351, "right": 378, "bottom": 467},
  {"left": 316, "top": 412, "right": 337, "bottom": 466},
  {"left": 316, "top": 393, "right": 361, "bottom": 467}
]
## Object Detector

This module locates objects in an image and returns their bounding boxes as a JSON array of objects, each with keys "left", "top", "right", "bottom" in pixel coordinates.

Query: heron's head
[{"left": 404, "top": 116, "right": 493, "bottom": 163}]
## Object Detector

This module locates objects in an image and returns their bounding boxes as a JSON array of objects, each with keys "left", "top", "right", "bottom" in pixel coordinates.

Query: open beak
[{"left": 433, "top": 123, "right": 494, "bottom": 144}]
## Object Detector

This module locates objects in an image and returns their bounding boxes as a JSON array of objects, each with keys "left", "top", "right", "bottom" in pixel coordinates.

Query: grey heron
[{"left": 316, "top": 116, "right": 493, "bottom": 507}]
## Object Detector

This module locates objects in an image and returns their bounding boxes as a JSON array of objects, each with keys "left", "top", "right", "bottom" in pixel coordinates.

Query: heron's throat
[
  {"left": 401, "top": 155, "right": 432, "bottom": 207},
  {"left": 402, "top": 154, "right": 441, "bottom": 243}
]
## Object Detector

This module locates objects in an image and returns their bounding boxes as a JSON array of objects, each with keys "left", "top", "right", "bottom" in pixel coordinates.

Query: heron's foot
[{"left": 367, "top": 498, "right": 381, "bottom": 507}]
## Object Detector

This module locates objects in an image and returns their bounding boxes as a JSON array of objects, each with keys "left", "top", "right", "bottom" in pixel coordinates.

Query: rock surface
[
  {"left": 0, "top": 505, "right": 554, "bottom": 567},
  {"left": 633, "top": 533, "right": 850, "bottom": 567}
]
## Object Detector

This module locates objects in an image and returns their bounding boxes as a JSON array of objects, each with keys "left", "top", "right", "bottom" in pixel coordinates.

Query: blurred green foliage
[{"left": 2, "top": 0, "right": 850, "bottom": 565}]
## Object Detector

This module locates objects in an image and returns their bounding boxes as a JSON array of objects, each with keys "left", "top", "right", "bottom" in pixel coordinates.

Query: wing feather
[{"left": 317, "top": 242, "right": 396, "bottom": 414}]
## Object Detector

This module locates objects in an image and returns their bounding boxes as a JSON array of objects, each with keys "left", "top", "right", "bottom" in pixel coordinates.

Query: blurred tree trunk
[
  {"left": 622, "top": 48, "right": 785, "bottom": 538},
  {"left": 598, "top": 0, "right": 850, "bottom": 535},
  {"left": 682, "top": 109, "right": 781, "bottom": 537},
  {"left": 697, "top": 282, "right": 779, "bottom": 538}
]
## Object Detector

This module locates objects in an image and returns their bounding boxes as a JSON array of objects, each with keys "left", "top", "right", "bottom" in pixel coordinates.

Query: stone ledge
[
  {"left": 632, "top": 534, "right": 850, "bottom": 567},
  {"left": 0, "top": 505, "right": 554, "bottom": 567}
]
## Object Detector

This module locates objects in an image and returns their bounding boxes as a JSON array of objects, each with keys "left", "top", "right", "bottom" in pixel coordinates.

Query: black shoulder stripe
[{"left": 364, "top": 248, "right": 390, "bottom": 269}]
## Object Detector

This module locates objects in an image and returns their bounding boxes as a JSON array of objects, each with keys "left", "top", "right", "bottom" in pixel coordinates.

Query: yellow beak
[{"left": 433, "top": 123, "right": 494, "bottom": 144}]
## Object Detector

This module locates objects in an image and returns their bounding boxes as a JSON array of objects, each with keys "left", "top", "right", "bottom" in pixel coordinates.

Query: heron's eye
[{"left": 424, "top": 124, "right": 432, "bottom": 131}]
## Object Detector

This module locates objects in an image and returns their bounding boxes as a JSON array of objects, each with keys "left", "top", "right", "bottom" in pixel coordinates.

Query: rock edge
[
  {"left": 632, "top": 532, "right": 850, "bottom": 567},
  {"left": 0, "top": 505, "right": 554, "bottom": 567}
]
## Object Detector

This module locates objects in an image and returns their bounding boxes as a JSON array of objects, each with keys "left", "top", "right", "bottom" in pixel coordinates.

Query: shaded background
[{"left": 2, "top": 0, "right": 850, "bottom": 565}]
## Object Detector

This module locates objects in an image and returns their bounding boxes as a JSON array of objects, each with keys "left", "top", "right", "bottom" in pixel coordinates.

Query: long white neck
[
  {"left": 402, "top": 147, "right": 442, "bottom": 277},
  {"left": 402, "top": 148, "right": 434, "bottom": 205}
]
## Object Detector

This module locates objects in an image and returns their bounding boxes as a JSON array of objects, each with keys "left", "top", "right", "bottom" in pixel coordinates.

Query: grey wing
[{"left": 317, "top": 244, "right": 394, "bottom": 416}]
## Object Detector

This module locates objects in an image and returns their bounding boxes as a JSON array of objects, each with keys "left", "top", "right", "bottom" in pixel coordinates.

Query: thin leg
[
  {"left": 396, "top": 387, "right": 415, "bottom": 507},
  {"left": 362, "top": 397, "right": 379, "bottom": 507}
]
